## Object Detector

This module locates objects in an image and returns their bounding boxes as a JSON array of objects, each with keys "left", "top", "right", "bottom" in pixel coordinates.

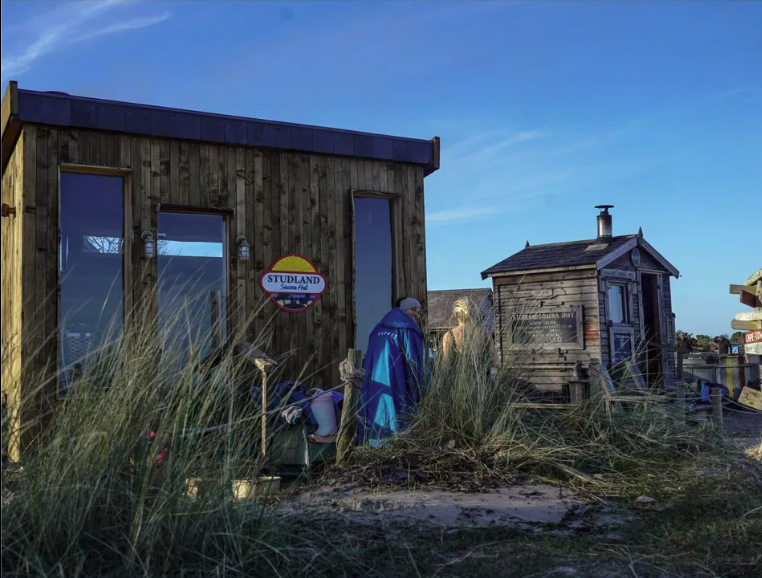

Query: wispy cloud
[
  {"left": 78, "top": 12, "right": 171, "bottom": 42},
  {"left": 1, "top": 0, "right": 170, "bottom": 79},
  {"left": 440, "top": 129, "right": 508, "bottom": 157},
  {"left": 426, "top": 206, "right": 500, "bottom": 225},
  {"left": 427, "top": 117, "right": 672, "bottom": 221},
  {"left": 453, "top": 129, "right": 549, "bottom": 167}
]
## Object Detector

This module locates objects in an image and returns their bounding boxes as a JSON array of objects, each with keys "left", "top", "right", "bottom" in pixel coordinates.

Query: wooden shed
[
  {"left": 0, "top": 81, "right": 439, "bottom": 458},
  {"left": 481, "top": 206, "right": 680, "bottom": 397}
]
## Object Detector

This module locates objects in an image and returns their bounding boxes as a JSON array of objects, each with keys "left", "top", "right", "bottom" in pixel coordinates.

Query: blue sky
[{"left": 2, "top": 0, "right": 760, "bottom": 336}]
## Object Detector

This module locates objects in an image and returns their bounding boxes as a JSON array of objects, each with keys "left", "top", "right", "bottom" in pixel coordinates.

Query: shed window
[
  {"left": 354, "top": 197, "right": 393, "bottom": 351},
  {"left": 59, "top": 173, "right": 124, "bottom": 394},
  {"left": 608, "top": 284, "right": 627, "bottom": 324}
]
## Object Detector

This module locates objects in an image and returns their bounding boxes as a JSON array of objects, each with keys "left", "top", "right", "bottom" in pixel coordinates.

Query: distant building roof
[
  {"left": 427, "top": 288, "right": 493, "bottom": 331},
  {"left": 481, "top": 233, "right": 679, "bottom": 279}
]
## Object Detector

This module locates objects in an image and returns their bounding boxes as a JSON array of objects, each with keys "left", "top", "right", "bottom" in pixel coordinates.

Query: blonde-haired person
[{"left": 442, "top": 298, "right": 500, "bottom": 376}]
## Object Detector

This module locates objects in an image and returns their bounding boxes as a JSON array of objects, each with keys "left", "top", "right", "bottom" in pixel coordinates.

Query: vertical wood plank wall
[
  {"left": 493, "top": 269, "right": 601, "bottom": 392},
  {"left": 661, "top": 276, "right": 676, "bottom": 388},
  {"left": 1, "top": 130, "right": 24, "bottom": 460},
  {"left": 13, "top": 125, "right": 429, "bottom": 413}
]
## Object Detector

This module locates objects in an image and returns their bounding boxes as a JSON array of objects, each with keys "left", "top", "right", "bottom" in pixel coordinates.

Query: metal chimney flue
[{"left": 595, "top": 205, "right": 614, "bottom": 239}]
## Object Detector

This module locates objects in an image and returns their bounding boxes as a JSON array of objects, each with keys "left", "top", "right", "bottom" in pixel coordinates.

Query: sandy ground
[
  {"left": 276, "top": 410, "right": 760, "bottom": 532},
  {"left": 275, "top": 408, "right": 761, "bottom": 531},
  {"left": 283, "top": 482, "right": 585, "bottom": 529},
  {"left": 724, "top": 409, "right": 762, "bottom": 451}
]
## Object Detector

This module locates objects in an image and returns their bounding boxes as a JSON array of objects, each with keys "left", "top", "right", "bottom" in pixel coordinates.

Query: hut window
[
  {"left": 354, "top": 197, "right": 394, "bottom": 351},
  {"left": 157, "top": 212, "right": 227, "bottom": 364},
  {"left": 59, "top": 173, "right": 124, "bottom": 394},
  {"left": 608, "top": 284, "right": 627, "bottom": 324}
]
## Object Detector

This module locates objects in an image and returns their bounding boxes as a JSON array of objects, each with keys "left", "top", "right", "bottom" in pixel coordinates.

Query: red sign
[
  {"left": 740, "top": 291, "right": 759, "bottom": 308},
  {"left": 746, "top": 330, "right": 762, "bottom": 345}
]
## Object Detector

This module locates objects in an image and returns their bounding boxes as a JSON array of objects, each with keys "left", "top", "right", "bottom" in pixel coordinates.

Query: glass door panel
[
  {"left": 158, "top": 212, "right": 227, "bottom": 365},
  {"left": 59, "top": 173, "right": 124, "bottom": 394},
  {"left": 354, "top": 197, "right": 393, "bottom": 351}
]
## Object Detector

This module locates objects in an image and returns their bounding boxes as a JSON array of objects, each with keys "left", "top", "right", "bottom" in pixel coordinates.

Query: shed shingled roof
[
  {"left": 481, "top": 235, "right": 638, "bottom": 279},
  {"left": 427, "top": 288, "right": 493, "bottom": 330}
]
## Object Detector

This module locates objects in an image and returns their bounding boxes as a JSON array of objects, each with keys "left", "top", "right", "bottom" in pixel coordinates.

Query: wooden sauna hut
[
  {"left": 481, "top": 206, "right": 680, "bottom": 399},
  {"left": 0, "top": 81, "right": 439, "bottom": 459}
]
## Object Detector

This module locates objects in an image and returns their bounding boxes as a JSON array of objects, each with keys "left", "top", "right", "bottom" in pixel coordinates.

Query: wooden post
[
  {"left": 676, "top": 382, "right": 686, "bottom": 424},
  {"left": 676, "top": 351, "right": 684, "bottom": 381},
  {"left": 568, "top": 380, "right": 588, "bottom": 404},
  {"left": 336, "top": 349, "right": 364, "bottom": 465},
  {"left": 233, "top": 343, "right": 278, "bottom": 460},
  {"left": 711, "top": 387, "right": 724, "bottom": 431}
]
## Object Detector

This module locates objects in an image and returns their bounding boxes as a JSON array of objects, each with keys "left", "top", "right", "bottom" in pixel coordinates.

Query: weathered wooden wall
[
  {"left": 12, "top": 124, "right": 428, "bottom": 421},
  {"left": 661, "top": 276, "right": 676, "bottom": 388},
  {"left": 494, "top": 269, "right": 601, "bottom": 392},
  {"left": 1, "top": 129, "right": 24, "bottom": 460}
]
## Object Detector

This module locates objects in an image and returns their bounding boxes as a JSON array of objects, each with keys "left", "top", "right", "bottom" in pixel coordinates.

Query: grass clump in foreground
[
  {"left": 1, "top": 307, "right": 321, "bottom": 578},
  {"left": 2, "top": 306, "right": 761, "bottom": 578}
]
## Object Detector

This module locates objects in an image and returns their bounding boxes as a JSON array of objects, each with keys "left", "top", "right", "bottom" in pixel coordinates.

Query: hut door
[
  {"left": 640, "top": 273, "right": 663, "bottom": 386},
  {"left": 156, "top": 212, "right": 228, "bottom": 365}
]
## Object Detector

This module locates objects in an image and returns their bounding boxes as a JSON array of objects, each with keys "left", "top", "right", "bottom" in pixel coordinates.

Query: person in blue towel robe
[{"left": 357, "top": 297, "right": 429, "bottom": 445}]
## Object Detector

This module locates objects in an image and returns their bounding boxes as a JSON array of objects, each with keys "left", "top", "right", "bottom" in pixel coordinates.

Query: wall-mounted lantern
[
  {"left": 141, "top": 231, "right": 156, "bottom": 259},
  {"left": 236, "top": 235, "right": 250, "bottom": 262}
]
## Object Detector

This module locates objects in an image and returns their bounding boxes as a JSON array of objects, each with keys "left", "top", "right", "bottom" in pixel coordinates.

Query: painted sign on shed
[
  {"left": 507, "top": 306, "right": 584, "bottom": 349},
  {"left": 260, "top": 255, "right": 327, "bottom": 312}
]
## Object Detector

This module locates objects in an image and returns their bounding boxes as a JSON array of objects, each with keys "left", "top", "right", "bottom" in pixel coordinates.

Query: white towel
[{"left": 310, "top": 390, "right": 337, "bottom": 436}]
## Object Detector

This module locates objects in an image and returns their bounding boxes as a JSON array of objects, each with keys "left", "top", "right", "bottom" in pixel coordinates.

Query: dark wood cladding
[{"left": 11, "top": 126, "right": 429, "bottom": 409}]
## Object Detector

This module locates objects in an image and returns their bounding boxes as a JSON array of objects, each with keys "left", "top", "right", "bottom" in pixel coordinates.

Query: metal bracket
[{"left": 1, "top": 203, "right": 16, "bottom": 218}]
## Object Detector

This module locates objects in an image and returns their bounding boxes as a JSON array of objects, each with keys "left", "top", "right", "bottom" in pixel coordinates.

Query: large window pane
[
  {"left": 158, "top": 213, "right": 227, "bottom": 365},
  {"left": 59, "top": 173, "right": 124, "bottom": 394},
  {"left": 355, "top": 197, "right": 393, "bottom": 351}
]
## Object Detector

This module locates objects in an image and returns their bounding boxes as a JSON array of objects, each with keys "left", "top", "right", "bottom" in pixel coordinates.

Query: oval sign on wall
[
  {"left": 631, "top": 247, "right": 641, "bottom": 267},
  {"left": 260, "top": 254, "right": 327, "bottom": 312}
]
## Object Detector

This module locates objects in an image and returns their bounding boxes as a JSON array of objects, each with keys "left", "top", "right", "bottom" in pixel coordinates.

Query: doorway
[{"left": 640, "top": 273, "right": 663, "bottom": 386}]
